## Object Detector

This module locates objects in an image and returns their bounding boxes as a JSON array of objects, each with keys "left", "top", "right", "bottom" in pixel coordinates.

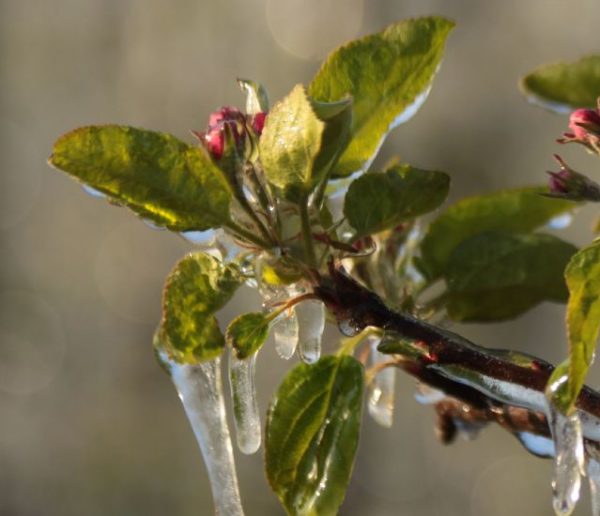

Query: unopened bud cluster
[
  {"left": 194, "top": 106, "right": 267, "bottom": 161},
  {"left": 558, "top": 103, "right": 600, "bottom": 154}
]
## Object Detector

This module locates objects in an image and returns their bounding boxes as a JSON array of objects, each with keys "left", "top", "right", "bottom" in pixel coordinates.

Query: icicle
[
  {"left": 586, "top": 444, "right": 600, "bottom": 516},
  {"left": 414, "top": 383, "right": 446, "bottom": 405},
  {"left": 272, "top": 308, "right": 300, "bottom": 359},
  {"left": 367, "top": 336, "right": 396, "bottom": 428},
  {"left": 295, "top": 299, "right": 325, "bottom": 364},
  {"left": 546, "top": 403, "right": 584, "bottom": 516},
  {"left": 165, "top": 354, "right": 244, "bottom": 516},
  {"left": 228, "top": 351, "right": 261, "bottom": 455}
]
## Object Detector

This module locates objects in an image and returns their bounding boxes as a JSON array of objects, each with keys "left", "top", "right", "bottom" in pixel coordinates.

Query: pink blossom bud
[
  {"left": 558, "top": 107, "right": 600, "bottom": 153},
  {"left": 250, "top": 112, "right": 267, "bottom": 136},
  {"left": 546, "top": 155, "right": 600, "bottom": 202},
  {"left": 202, "top": 106, "right": 247, "bottom": 160}
]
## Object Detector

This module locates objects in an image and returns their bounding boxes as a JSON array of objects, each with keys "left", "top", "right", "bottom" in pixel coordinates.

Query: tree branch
[{"left": 314, "top": 261, "right": 600, "bottom": 451}]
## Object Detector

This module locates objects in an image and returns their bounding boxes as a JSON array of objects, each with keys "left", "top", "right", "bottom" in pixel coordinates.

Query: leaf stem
[
  {"left": 225, "top": 220, "right": 271, "bottom": 249},
  {"left": 300, "top": 197, "right": 317, "bottom": 268}
]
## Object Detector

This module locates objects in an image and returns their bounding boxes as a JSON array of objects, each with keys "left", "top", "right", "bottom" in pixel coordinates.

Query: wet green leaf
[
  {"left": 226, "top": 312, "right": 270, "bottom": 359},
  {"left": 444, "top": 232, "right": 577, "bottom": 322},
  {"left": 266, "top": 355, "right": 364, "bottom": 515},
  {"left": 49, "top": 125, "right": 232, "bottom": 231},
  {"left": 344, "top": 164, "right": 449, "bottom": 237},
  {"left": 557, "top": 241, "right": 600, "bottom": 411},
  {"left": 420, "top": 187, "right": 576, "bottom": 280},
  {"left": 521, "top": 55, "right": 600, "bottom": 112},
  {"left": 309, "top": 16, "right": 454, "bottom": 177},
  {"left": 160, "top": 252, "right": 242, "bottom": 363}
]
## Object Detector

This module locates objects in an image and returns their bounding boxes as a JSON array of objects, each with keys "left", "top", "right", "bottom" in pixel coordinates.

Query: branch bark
[{"left": 314, "top": 262, "right": 600, "bottom": 453}]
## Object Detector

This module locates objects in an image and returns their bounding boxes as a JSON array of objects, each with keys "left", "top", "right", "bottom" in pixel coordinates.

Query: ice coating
[
  {"left": 272, "top": 308, "right": 300, "bottom": 359},
  {"left": 228, "top": 351, "right": 261, "bottom": 455},
  {"left": 517, "top": 432, "right": 556, "bottom": 458},
  {"left": 368, "top": 336, "right": 396, "bottom": 427},
  {"left": 414, "top": 383, "right": 446, "bottom": 405},
  {"left": 546, "top": 404, "right": 584, "bottom": 516},
  {"left": 82, "top": 184, "right": 107, "bottom": 199},
  {"left": 295, "top": 299, "right": 325, "bottom": 364},
  {"left": 587, "top": 447, "right": 600, "bottom": 516},
  {"left": 166, "top": 355, "right": 244, "bottom": 516}
]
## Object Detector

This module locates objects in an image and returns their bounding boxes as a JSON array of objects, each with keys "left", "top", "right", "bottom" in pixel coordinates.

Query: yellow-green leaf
[
  {"left": 226, "top": 312, "right": 270, "bottom": 359},
  {"left": 49, "top": 125, "right": 232, "bottom": 231},
  {"left": 160, "top": 252, "right": 241, "bottom": 364},
  {"left": 521, "top": 55, "right": 600, "bottom": 112},
  {"left": 309, "top": 16, "right": 455, "bottom": 177}
]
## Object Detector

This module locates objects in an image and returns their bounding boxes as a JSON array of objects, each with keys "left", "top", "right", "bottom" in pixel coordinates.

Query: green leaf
[
  {"left": 309, "top": 16, "right": 455, "bottom": 177},
  {"left": 343, "top": 164, "right": 450, "bottom": 237},
  {"left": 49, "top": 125, "right": 232, "bottom": 231},
  {"left": 444, "top": 232, "right": 577, "bottom": 322},
  {"left": 266, "top": 355, "right": 364, "bottom": 515},
  {"left": 420, "top": 187, "right": 576, "bottom": 280},
  {"left": 226, "top": 312, "right": 270, "bottom": 359},
  {"left": 260, "top": 85, "right": 326, "bottom": 201},
  {"left": 521, "top": 55, "right": 600, "bottom": 112},
  {"left": 558, "top": 241, "right": 600, "bottom": 411},
  {"left": 160, "top": 252, "right": 241, "bottom": 363},
  {"left": 238, "top": 78, "right": 270, "bottom": 114}
]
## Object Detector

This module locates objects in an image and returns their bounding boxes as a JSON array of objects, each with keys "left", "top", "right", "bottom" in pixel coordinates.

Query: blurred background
[{"left": 2, "top": 0, "right": 600, "bottom": 514}]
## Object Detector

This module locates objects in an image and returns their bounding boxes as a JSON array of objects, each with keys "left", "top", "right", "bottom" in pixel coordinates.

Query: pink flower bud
[
  {"left": 250, "top": 112, "right": 267, "bottom": 136},
  {"left": 202, "top": 106, "right": 247, "bottom": 160},
  {"left": 558, "top": 106, "right": 600, "bottom": 153},
  {"left": 568, "top": 108, "right": 600, "bottom": 139},
  {"left": 546, "top": 155, "right": 600, "bottom": 201}
]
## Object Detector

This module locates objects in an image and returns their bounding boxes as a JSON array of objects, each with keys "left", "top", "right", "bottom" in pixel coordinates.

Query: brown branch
[{"left": 314, "top": 261, "right": 600, "bottom": 454}]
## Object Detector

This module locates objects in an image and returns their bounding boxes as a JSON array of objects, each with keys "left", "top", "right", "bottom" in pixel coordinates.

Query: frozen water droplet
[
  {"left": 516, "top": 432, "right": 556, "bottom": 458},
  {"left": 338, "top": 318, "right": 359, "bottom": 337},
  {"left": 587, "top": 445, "right": 600, "bottom": 516},
  {"left": 414, "top": 383, "right": 446, "bottom": 405},
  {"left": 547, "top": 213, "right": 573, "bottom": 230},
  {"left": 228, "top": 351, "right": 261, "bottom": 455},
  {"left": 367, "top": 337, "right": 395, "bottom": 428},
  {"left": 165, "top": 354, "right": 244, "bottom": 516},
  {"left": 296, "top": 299, "right": 325, "bottom": 364},
  {"left": 546, "top": 403, "right": 584, "bottom": 516},
  {"left": 273, "top": 308, "right": 299, "bottom": 359},
  {"left": 141, "top": 218, "right": 165, "bottom": 231},
  {"left": 181, "top": 229, "right": 216, "bottom": 246},
  {"left": 82, "top": 184, "right": 107, "bottom": 199}
]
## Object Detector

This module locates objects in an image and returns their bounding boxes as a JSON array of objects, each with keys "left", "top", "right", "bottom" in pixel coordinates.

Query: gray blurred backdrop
[{"left": 2, "top": 0, "right": 600, "bottom": 514}]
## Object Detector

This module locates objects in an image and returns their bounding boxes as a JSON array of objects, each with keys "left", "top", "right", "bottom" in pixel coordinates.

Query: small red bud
[
  {"left": 558, "top": 107, "right": 600, "bottom": 153},
  {"left": 201, "top": 106, "right": 247, "bottom": 160},
  {"left": 250, "top": 112, "right": 267, "bottom": 136}
]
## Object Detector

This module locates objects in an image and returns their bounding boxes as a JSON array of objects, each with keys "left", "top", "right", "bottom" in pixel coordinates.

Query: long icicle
[
  {"left": 368, "top": 334, "right": 396, "bottom": 428},
  {"left": 296, "top": 299, "right": 325, "bottom": 364},
  {"left": 546, "top": 402, "right": 584, "bottom": 516},
  {"left": 229, "top": 350, "right": 261, "bottom": 454},
  {"left": 168, "top": 356, "right": 245, "bottom": 516}
]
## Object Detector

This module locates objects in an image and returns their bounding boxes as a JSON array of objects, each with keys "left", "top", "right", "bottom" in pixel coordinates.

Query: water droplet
[
  {"left": 367, "top": 336, "right": 396, "bottom": 428},
  {"left": 546, "top": 403, "right": 584, "bottom": 516},
  {"left": 82, "top": 184, "right": 107, "bottom": 199},
  {"left": 547, "top": 213, "right": 573, "bottom": 230},
  {"left": 228, "top": 351, "right": 261, "bottom": 455},
  {"left": 163, "top": 353, "right": 244, "bottom": 516},
  {"left": 296, "top": 299, "right": 325, "bottom": 364}
]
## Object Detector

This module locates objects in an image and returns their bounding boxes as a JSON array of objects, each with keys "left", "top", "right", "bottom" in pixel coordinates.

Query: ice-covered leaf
[
  {"left": 419, "top": 187, "right": 576, "bottom": 280},
  {"left": 521, "top": 55, "right": 600, "bottom": 112},
  {"left": 309, "top": 17, "right": 454, "bottom": 177},
  {"left": 226, "top": 312, "right": 270, "bottom": 359},
  {"left": 344, "top": 164, "right": 449, "bottom": 237},
  {"left": 265, "top": 355, "right": 364, "bottom": 515},
  {"left": 49, "top": 125, "right": 232, "bottom": 231},
  {"left": 160, "top": 252, "right": 242, "bottom": 363},
  {"left": 444, "top": 232, "right": 577, "bottom": 322},
  {"left": 560, "top": 241, "right": 600, "bottom": 411}
]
